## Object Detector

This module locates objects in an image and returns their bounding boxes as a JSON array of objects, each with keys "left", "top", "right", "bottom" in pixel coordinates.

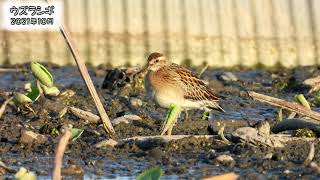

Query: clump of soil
[{"left": 1, "top": 64, "right": 320, "bottom": 179}]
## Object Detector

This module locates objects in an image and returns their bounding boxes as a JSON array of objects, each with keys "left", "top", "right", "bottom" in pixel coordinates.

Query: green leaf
[
  {"left": 31, "top": 62, "right": 53, "bottom": 87},
  {"left": 13, "top": 93, "right": 32, "bottom": 105},
  {"left": 26, "top": 81, "right": 41, "bottom": 102},
  {"left": 71, "top": 128, "right": 84, "bottom": 141},
  {"left": 136, "top": 167, "right": 164, "bottom": 180}
]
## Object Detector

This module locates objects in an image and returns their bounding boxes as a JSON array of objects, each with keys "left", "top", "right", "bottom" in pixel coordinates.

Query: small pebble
[
  {"left": 217, "top": 72, "right": 238, "bottom": 82},
  {"left": 264, "top": 153, "right": 273, "bottom": 160},
  {"left": 216, "top": 154, "right": 234, "bottom": 163},
  {"left": 19, "top": 130, "right": 48, "bottom": 145},
  {"left": 130, "top": 97, "right": 143, "bottom": 107},
  {"left": 284, "top": 169, "right": 291, "bottom": 174},
  {"left": 112, "top": 114, "right": 142, "bottom": 125},
  {"left": 95, "top": 139, "right": 118, "bottom": 148}
]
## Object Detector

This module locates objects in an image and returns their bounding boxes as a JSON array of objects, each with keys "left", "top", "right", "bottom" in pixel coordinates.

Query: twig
[
  {"left": 217, "top": 123, "right": 230, "bottom": 144},
  {"left": 121, "top": 135, "right": 217, "bottom": 143},
  {"left": 0, "top": 68, "right": 25, "bottom": 73},
  {"left": 310, "top": 162, "right": 320, "bottom": 174},
  {"left": 67, "top": 107, "right": 100, "bottom": 124},
  {"left": 0, "top": 97, "right": 13, "bottom": 119},
  {"left": 303, "top": 142, "right": 316, "bottom": 166},
  {"left": 45, "top": 0, "right": 115, "bottom": 136},
  {"left": 199, "top": 64, "right": 209, "bottom": 78},
  {"left": 52, "top": 127, "right": 71, "bottom": 180},
  {"left": 0, "top": 160, "right": 16, "bottom": 173},
  {"left": 248, "top": 91, "right": 320, "bottom": 121},
  {"left": 272, "top": 118, "right": 320, "bottom": 134},
  {"left": 303, "top": 76, "right": 320, "bottom": 94}
]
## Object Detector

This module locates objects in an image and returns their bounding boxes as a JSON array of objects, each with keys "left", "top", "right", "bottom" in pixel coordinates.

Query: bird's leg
[{"left": 161, "top": 104, "right": 182, "bottom": 136}]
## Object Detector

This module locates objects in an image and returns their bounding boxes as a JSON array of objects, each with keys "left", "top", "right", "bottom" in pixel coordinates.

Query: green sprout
[
  {"left": 277, "top": 108, "right": 283, "bottom": 122},
  {"left": 15, "top": 167, "right": 36, "bottom": 180},
  {"left": 202, "top": 111, "right": 210, "bottom": 121},
  {"left": 136, "top": 167, "right": 164, "bottom": 180},
  {"left": 161, "top": 104, "right": 182, "bottom": 136},
  {"left": 12, "top": 62, "right": 60, "bottom": 111},
  {"left": 294, "top": 94, "right": 311, "bottom": 110},
  {"left": 71, "top": 128, "right": 84, "bottom": 141},
  {"left": 50, "top": 128, "right": 60, "bottom": 137}
]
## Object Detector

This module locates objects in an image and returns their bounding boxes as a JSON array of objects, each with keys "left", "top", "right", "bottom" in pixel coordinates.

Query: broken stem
[
  {"left": 248, "top": 91, "right": 320, "bottom": 121},
  {"left": 45, "top": 0, "right": 115, "bottom": 136},
  {"left": 303, "top": 141, "right": 315, "bottom": 166},
  {"left": 0, "top": 97, "right": 13, "bottom": 119},
  {"left": 52, "top": 127, "right": 71, "bottom": 180}
]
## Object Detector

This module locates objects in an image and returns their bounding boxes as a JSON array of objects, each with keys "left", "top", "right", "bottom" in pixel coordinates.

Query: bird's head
[{"left": 145, "top": 52, "right": 169, "bottom": 72}]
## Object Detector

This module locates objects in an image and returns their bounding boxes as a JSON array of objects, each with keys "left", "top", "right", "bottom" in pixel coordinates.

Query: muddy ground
[{"left": 1, "top": 64, "right": 320, "bottom": 179}]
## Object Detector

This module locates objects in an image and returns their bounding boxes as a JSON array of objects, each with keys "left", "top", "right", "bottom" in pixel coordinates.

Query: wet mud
[{"left": 1, "top": 64, "right": 320, "bottom": 179}]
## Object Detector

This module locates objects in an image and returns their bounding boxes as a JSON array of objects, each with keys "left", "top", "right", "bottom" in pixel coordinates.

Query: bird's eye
[{"left": 155, "top": 59, "right": 159, "bottom": 63}]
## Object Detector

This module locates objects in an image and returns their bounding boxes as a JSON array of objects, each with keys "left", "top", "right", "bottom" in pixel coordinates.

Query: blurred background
[{"left": 0, "top": 0, "right": 319, "bottom": 67}]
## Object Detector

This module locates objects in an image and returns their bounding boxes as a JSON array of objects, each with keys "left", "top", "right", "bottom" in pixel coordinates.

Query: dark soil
[{"left": 1, "top": 64, "right": 320, "bottom": 179}]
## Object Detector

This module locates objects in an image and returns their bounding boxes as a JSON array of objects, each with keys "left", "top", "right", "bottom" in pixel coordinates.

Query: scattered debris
[
  {"left": 310, "top": 162, "right": 320, "bottom": 174},
  {"left": 232, "top": 122, "right": 284, "bottom": 148},
  {"left": 217, "top": 123, "right": 230, "bottom": 144},
  {"left": 95, "top": 139, "right": 118, "bottom": 148},
  {"left": 303, "top": 142, "right": 316, "bottom": 166},
  {"left": 59, "top": 89, "right": 76, "bottom": 98},
  {"left": 0, "top": 68, "right": 25, "bottom": 73},
  {"left": 303, "top": 75, "right": 320, "bottom": 94},
  {"left": 198, "top": 64, "right": 209, "bottom": 78},
  {"left": 112, "top": 114, "right": 142, "bottom": 125},
  {"left": 216, "top": 72, "right": 238, "bottom": 82},
  {"left": 0, "top": 160, "right": 15, "bottom": 173},
  {"left": 130, "top": 97, "right": 143, "bottom": 107},
  {"left": 62, "top": 164, "right": 84, "bottom": 176},
  {"left": 120, "top": 135, "right": 217, "bottom": 144},
  {"left": 216, "top": 154, "right": 234, "bottom": 163},
  {"left": 0, "top": 97, "right": 13, "bottom": 119},
  {"left": 102, "top": 67, "right": 140, "bottom": 90},
  {"left": 19, "top": 130, "right": 48, "bottom": 145},
  {"left": 66, "top": 107, "right": 100, "bottom": 124}
]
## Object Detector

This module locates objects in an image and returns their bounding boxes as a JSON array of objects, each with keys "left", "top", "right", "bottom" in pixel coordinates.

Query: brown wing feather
[{"left": 168, "top": 64, "right": 220, "bottom": 102}]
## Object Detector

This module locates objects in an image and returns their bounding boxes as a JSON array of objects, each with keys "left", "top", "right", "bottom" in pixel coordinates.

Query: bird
[{"left": 140, "top": 52, "right": 224, "bottom": 135}]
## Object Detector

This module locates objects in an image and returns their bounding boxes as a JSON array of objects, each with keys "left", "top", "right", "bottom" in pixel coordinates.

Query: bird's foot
[{"left": 161, "top": 104, "right": 182, "bottom": 136}]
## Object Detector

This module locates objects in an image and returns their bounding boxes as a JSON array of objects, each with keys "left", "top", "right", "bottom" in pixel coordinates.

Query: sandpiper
[{"left": 141, "top": 52, "right": 224, "bottom": 135}]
